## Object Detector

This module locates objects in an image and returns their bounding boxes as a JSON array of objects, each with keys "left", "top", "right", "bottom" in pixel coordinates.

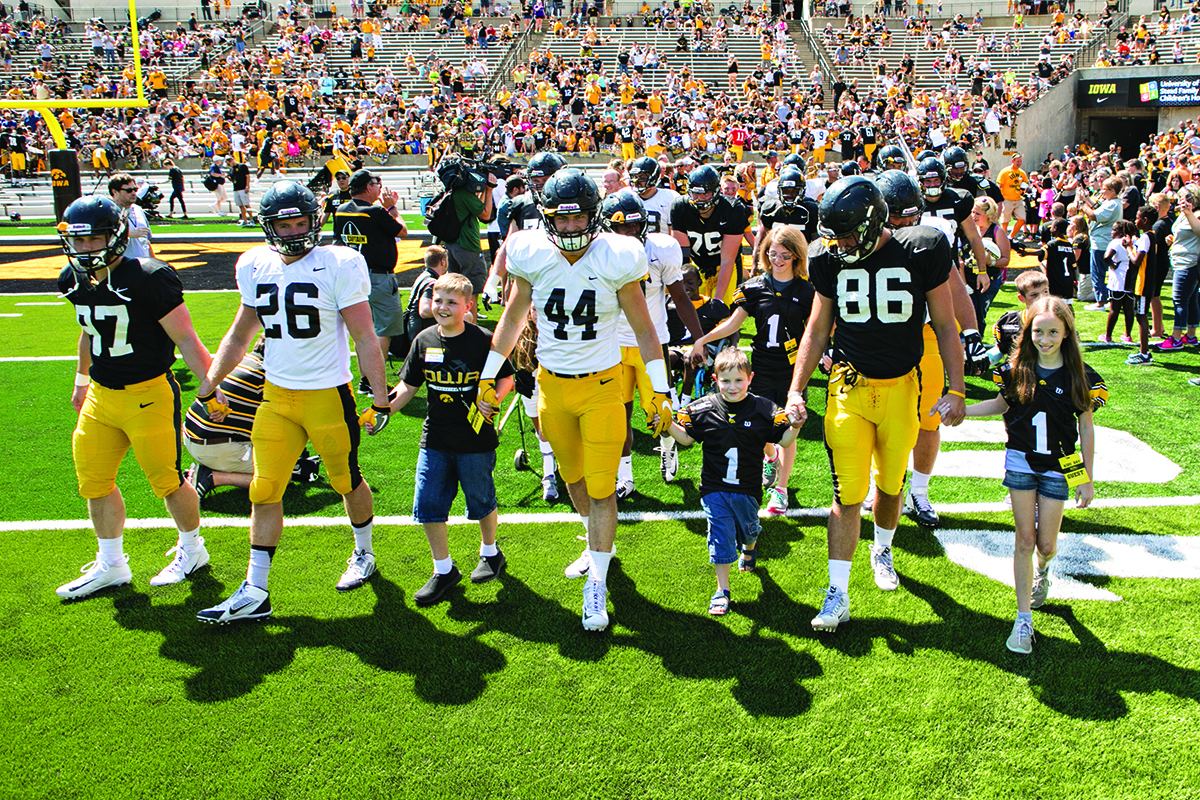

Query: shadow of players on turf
[{"left": 111, "top": 570, "right": 505, "bottom": 705}]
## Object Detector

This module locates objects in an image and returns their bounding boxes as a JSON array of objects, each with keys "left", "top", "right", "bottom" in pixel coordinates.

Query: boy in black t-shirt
[
  {"left": 666, "top": 350, "right": 799, "bottom": 616},
  {"left": 1039, "top": 218, "right": 1076, "bottom": 301},
  {"left": 390, "top": 274, "right": 515, "bottom": 607}
]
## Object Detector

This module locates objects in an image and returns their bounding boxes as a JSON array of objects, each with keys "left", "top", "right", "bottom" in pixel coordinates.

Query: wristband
[
  {"left": 946, "top": 389, "right": 966, "bottom": 399},
  {"left": 372, "top": 403, "right": 390, "bottom": 414},
  {"left": 481, "top": 349, "right": 507, "bottom": 380},
  {"left": 646, "top": 358, "right": 670, "bottom": 394},
  {"left": 74, "top": 372, "right": 90, "bottom": 387}
]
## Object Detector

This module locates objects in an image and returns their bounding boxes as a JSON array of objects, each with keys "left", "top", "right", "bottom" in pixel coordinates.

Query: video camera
[{"left": 436, "top": 154, "right": 522, "bottom": 192}]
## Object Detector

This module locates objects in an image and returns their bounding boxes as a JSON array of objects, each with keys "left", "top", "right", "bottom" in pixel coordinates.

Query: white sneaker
[
  {"left": 541, "top": 473, "right": 558, "bottom": 502},
  {"left": 336, "top": 548, "right": 376, "bottom": 592},
  {"left": 765, "top": 487, "right": 788, "bottom": 517},
  {"left": 582, "top": 579, "right": 610, "bottom": 631},
  {"left": 870, "top": 544, "right": 900, "bottom": 591},
  {"left": 1006, "top": 617, "right": 1034, "bottom": 654},
  {"left": 565, "top": 548, "right": 591, "bottom": 579},
  {"left": 811, "top": 585, "right": 850, "bottom": 632},
  {"left": 615, "top": 477, "right": 636, "bottom": 500},
  {"left": 56, "top": 553, "right": 132, "bottom": 599},
  {"left": 196, "top": 581, "right": 272, "bottom": 624},
  {"left": 659, "top": 443, "right": 679, "bottom": 482},
  {"left": 149, "top": 538, "right": 210, "bottom": 586}
]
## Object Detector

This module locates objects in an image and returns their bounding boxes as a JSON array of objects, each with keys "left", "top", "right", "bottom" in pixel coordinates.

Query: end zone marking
[{"left": 4, "top": 494, "right": 1200, "bottom": 533}]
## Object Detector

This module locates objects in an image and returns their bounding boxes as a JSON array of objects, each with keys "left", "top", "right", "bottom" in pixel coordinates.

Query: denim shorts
[
  {"left": 701, "top": 492, "right": 762, "bottom": 565},
  {"left": 413, "top": 448, "right": 498, "bottom": 523},
  {"left": 1002, "top": 469, "right": 1070, "bottom": 501}
]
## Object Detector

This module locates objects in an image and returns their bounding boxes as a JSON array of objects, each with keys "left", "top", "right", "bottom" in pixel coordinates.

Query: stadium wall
[{"left": 987, "top": 73, "right": 1078, "bottom": 170}]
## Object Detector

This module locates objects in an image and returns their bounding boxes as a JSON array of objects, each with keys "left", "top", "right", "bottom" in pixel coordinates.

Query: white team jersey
[
  {"left": 236, "top": 244, "right": 370, "bottom": 390},
  {"left": 918, "top": 214, "right": 956, "bottom": 245},
  {"left": 618, "top": 232, "right": 683, "bottom": 346},
  {"left": 506, "top": 230, "right": 648, "bottom": 374},
  {"left": 639, "top": 187, "right": 679, "bottom": 235}
]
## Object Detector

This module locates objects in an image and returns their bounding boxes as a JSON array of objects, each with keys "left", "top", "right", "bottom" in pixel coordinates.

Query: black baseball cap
[{"left": 349, "top": 168, "right": 377, "bottom": 193}]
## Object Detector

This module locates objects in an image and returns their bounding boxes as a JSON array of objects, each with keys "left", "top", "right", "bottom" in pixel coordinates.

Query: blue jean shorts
[
  {"left": 413, "top": 448, "right": 498, "bottom": 523},
  {"left": 1002, "top": 469, "right": 1070, "bottom": 501},
  {"left": 701, "top": 492, "right": 762, "bottom": 565}
]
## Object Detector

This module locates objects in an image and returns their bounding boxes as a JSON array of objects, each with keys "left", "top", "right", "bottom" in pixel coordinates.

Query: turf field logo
[
  {"left": 936, "top": 530, "right": 1200, "bottom": 602},
  {"left": 931, "top": 421, "right": 1179, "bottom": 483}
]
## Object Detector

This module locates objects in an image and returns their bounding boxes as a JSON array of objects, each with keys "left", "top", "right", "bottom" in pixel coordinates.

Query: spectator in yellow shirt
[{"left": 997, "top": 152, "right": 1029, "bottom": 238}]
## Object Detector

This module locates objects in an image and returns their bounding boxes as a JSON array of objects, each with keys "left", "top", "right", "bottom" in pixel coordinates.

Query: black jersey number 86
[
  {"left": 257, "top": 283, "right": 321, "bottom": 339},
  {"left": 836, "top": 267, "right": 914, "bottom": 323}
]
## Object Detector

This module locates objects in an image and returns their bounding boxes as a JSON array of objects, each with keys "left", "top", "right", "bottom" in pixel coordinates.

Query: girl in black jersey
[
  {"left": 687, "top": 227, "right": 815, "bottom": 517},
  {"left": 957, "top": 297, "right": 1105, "bottom": 655}
]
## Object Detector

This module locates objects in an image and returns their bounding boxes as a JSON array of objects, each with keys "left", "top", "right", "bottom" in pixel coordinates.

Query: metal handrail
[
  {"left": 166, "top": 17, "right": 267, "bottom": 97},
  {"left": 483, "top": 27, "right": 532, "bottom": 98},
  {"left": 799, "top": 17, "right": 841, "bottom": 91}
]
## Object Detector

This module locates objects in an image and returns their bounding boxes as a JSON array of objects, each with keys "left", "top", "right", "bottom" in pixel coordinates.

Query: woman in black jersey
[
  {"left": 687, "top": 226, "right": 815, "bottom": 518},
  {"left": 955, "top": 297, "right": 1106, "bottom": 656}
]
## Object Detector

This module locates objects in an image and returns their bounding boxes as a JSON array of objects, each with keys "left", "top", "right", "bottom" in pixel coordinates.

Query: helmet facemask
[
  {"left": 262, "top": 211, "right": 321, "bottom": 257},
  {"left": 819, "top": 204, "right": 883, "bottom": 265},
  {"left": 544, "top": 206, "right": 600, "bottom": 252}
]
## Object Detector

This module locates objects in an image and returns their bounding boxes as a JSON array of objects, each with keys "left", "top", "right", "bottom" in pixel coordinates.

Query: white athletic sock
[
  {"left": 1017, "top": 611, "right": 1033, "bottom": 624},
  {"left": 618, "top": 456, "right": 633, "bottom": 482},
  {"left": 539, "top": 439, "right": 556, "bottom": 475},
  {"left": 589, "top": 549, "right": 614, "bottom": 584},
  {"left": 177, "top": 527, "right": 200, "bottom": 549},
  {"left": 681, "top": 394, "right": 693, "bottom": 406},
  {"left": 433, "top": 556, "right": 454, "bottom": 575},
  {"left": 351, "top": 518, "right": 373, "bottom": 553},
  {"left": 580, "top": 515, "right": 589, "bottom": 536},
  {"left": 480, "top": 541, "right": 499, "bottom": 557},
  {"left": 910, "top": 470, "right": 931, "bottom": 497},
  {"left": 828, "top": 559, "right": 852, "bottom": 595},
  {"left": 98, "top": 536, "right": 124, "bottom": 565},
  {"left": 247, "top": 548, "right": 272, "bottom": 590},
  {"left": 660, "top": 434, "right": 675, "bottom": 452},
  {"left": 874, "top": 524, "right": 896, "bottom": 550}
]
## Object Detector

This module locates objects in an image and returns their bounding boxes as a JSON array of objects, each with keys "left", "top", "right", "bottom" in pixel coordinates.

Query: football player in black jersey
[
  {"left": 670, "top": 165, "right": 745, "bottom": 305},
  {"left": 958, "top": 296, "right": 1105, "bottom": 654},
  {"left": 918, "top": 156, "right": 992, "bottom": 300},
  {"left": 786, "top": 177, "right": 966, "bottom": 633},
  {"left": 875, "top": 144, "right": 907, "bottom": 172},
  {"left": 754, "top": 166, "right": 819, "bottom": 273},
  {"left": 943, "top": 145, "right": 1003, "bottom": 205},
  {"left": 689, "top": 225, "right": 814, "bottom": 517},
  {"left": 56, "top": 196, "right": 216, "bottom": 600}
]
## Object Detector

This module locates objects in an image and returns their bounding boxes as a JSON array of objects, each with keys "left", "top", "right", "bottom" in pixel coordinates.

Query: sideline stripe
[
  {"left": 14, "top": 302, "right": 62, "bottom": 306},
  {"left": 6, "top": 495, "right": 1200, "bottom": 532}
]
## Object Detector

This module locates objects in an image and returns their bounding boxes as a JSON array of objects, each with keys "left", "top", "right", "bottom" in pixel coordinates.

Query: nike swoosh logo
[
  {"left": 313, "top": 266, "right": 327, "bottom": 272},
  {"left": 587, "top": 276, "right": 599, "bottom": 280},
  {"left": 140, "top": 402, "right": 154, "bottom": 408},
  {"left": 1095, "top": 97, "right": 1107, "bottom": 104},
  {"left": 599, "top": 378, "right": 614, "bottom": 385}
]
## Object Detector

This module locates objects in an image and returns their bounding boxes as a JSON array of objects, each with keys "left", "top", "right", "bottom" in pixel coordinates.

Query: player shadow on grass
[
  {"left": 802, "top": 574, "right": 1200, "bottom": 721},
  {"left": 111, "top": 569, "right": 505, "bottom": 706}
]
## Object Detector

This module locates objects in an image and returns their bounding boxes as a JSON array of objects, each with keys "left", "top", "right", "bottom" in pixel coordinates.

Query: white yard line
[{"left": 4, "top": 495, "right": 1200, "bottom": 533}]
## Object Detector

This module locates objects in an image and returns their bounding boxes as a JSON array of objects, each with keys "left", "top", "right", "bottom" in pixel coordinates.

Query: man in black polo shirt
[
  {"left": 333, "top": 169, "right": 408, "bottom": 391},
  {"left": 318, "top": 169, "right": 353, "bottom": 228}
]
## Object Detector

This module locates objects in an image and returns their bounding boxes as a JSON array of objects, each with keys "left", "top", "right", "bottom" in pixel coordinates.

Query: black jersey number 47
[
  {"left": 77, "top": 305, "right": 134, "bottom": 358},
  {"left": 837, "top": 267, "right": 914, "bottom": 323}
]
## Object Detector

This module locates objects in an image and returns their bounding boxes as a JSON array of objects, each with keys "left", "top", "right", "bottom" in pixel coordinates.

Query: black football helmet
[
  {"left": 876, "top": 169, "right": 924, "bottom": 226},
  {"left": 58, "top": 196, "right": 129, "bottom": 290},
  {"left": 259, "top": 181, "right": 321, "bottom": 257},
  {"left": 916, "top": 157, "right": 947, "bottom": 200},
  {"left": 540, "top": 168, "right": 603, "bottom": 252},
  {"left": 527, "top": 151, "right": 568, "bottom": 204},
  {"left": 627, "top": 156, "right": 662, "bottom": 196},
  {"left": 777, "top": 166, "right": 804, "bottom": 207},
  {"left": 817, "top": 176, "right": 887, "bottom": 264},
  {"left": 686, "top": 165, "right": 721, "bottom": 211},
  {"left": 877, "top": 144, "right": 907, "bottom": 171},
  {"left": 916, "top": 149, "right": 938, "bottom": 162},
  {"left": 942, "top": 145, "right": 969, "bottom": 181},
  {"left": 840, "top": 161, "right": 861, "bottom": 177},
  {"left": 782, "top": 153, "right": 806, "bottom": 171},
  {"left": 600, "top": 188, "right": 648, "bottom": 241}
]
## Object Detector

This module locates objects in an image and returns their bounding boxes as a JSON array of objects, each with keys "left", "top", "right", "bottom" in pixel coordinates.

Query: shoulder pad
[{"left": 138, "top": 257, "right": 175, "bottom": 275}]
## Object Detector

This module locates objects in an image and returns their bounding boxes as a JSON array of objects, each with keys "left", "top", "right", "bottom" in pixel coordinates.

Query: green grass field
[{"left": 2, "top": 284, "right": 1199, "bottom": 799}]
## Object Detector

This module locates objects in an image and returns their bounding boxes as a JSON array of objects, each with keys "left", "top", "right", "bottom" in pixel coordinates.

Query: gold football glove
[
  {"left": 643, "top": 390, "right": 673, "bottom": 437},
  {"left": 476, "top": 379, "right": 499, "bottom": 422},
  {"left": 198, "top": 390, "right": 232, "bottom": 419},
  {"left": 358, "top": 404, "right": 392, "bottom": 435}
]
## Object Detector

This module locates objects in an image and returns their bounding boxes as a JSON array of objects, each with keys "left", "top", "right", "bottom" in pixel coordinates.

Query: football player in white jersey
[
  {"left": 479, "top": 169, "right": 672, "bottom": 631},
  {"left": 601, "top": 189, "right": 704, "bottom": 498},
  {"left": 193, "top": 182, "right": 393, "bottom": 624},
  {"left": 627, "top": 156, "right": 679, "bottom": 236}
]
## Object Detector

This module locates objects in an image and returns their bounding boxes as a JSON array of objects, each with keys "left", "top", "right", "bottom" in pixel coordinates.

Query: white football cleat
[
  {"left": 811, "top": 585, "right": 850, "bottom": 632},
  {"left": 565, "top": 548, "right": 591, "bottom": 579},
  {"left": 56, "top": 554, "right": 132, "bottom": 599},
  {"left": 336, "top": 548, "right": 376, "bottom": 592},
  {"left": 870, "top": 544, "right": 900, "bottom": 591},
  {"left": 196, "top": 581, "right": 272, "bottom": 624},
  {"left": 659, "top": 443, "right": 679, "bottom": 482},
  {"left": 582, "top": 579, "right": 610, "bottom": 631},
  {"left": 615, "top": 477, "right": 636, "bottom": 500},
  {"left": 149, "top": 538, "right": 210, "bottom": 586}
]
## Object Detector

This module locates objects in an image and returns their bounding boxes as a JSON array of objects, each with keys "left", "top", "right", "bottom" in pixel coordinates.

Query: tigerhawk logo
[{"left": 51, "top": 168, "right": 70, "bottom": 188}]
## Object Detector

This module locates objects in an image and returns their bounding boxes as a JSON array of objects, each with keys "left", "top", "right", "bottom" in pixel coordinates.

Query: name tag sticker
[
  {"left": 1059, "top": 453, "right": 1089, "bottom": 487},
  {"left": 466, "top": 403, "right": 487, "bottom": 433},
  {"left": 426, "top": 348, "right": 444, "bottom": 364},
  {"left": 784, "top": 338, "right": 798, "bottom": 365}
]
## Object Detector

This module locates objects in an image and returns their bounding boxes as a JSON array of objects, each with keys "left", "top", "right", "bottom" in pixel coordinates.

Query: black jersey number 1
[
  {"left": 257, "top": 283, "right": 322, "bottom": 340},
  {"left": 544, "top": 288, "right": 598, "bottom": 340}
]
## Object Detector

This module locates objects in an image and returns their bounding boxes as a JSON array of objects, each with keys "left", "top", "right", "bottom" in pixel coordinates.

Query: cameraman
[{"left": 443, "top": 163, "right": 498, "bottom": 321}]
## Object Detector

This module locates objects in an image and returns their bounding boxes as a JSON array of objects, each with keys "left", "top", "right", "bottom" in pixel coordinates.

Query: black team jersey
[
  {"left": 808, "top": 225, "right": 952, "bottom": 379},
  {"left": 925, "top": 186, "right": 975, "bottom": 262},
  {"left": 506, "top": 192, "right": 544, "bottom": 232},
  {"left": 731, "top": 274, "right": 815, "bottom": 384},
  {"left": 670, "top": 195, "right": 743, "bottom": 279},
  {"left": 948, "top": 173, "right": 1003, "bottom": 206},
  {"left": 678, "top": 392, "right": 791, "bottom": 501},
  {"left": 757, "top": 196, "right": 820, "bottom": 243},
  {"left": 184, "top": 348, "right": 264, "bottom": 442},
  {"left": 60, "top": 256, "right": 184, "bottom": 389},
  {"left": 992, "top": 362, "right": 1107, "bottom": 474},
  {"left": 667, "top": 295, "right": 731, "bottom": 347},
  {"left": 1042, "top": 237, "right": 1077, "bottom": 300},
  {"left": 333, "top": 198, "right": 405, "bottom": 274},
  {"left": 398, "top": 323, "right": 514, "bottom": 453}
]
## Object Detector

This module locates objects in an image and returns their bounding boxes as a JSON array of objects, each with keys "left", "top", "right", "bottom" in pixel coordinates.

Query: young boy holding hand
[{"left": 667, "top": 349, "right": 800, "bottom": 615}]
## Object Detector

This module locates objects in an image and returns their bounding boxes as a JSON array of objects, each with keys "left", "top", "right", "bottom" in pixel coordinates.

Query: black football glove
[{"left": 961, "top": 329, "right": 991, "bottom": 377}]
